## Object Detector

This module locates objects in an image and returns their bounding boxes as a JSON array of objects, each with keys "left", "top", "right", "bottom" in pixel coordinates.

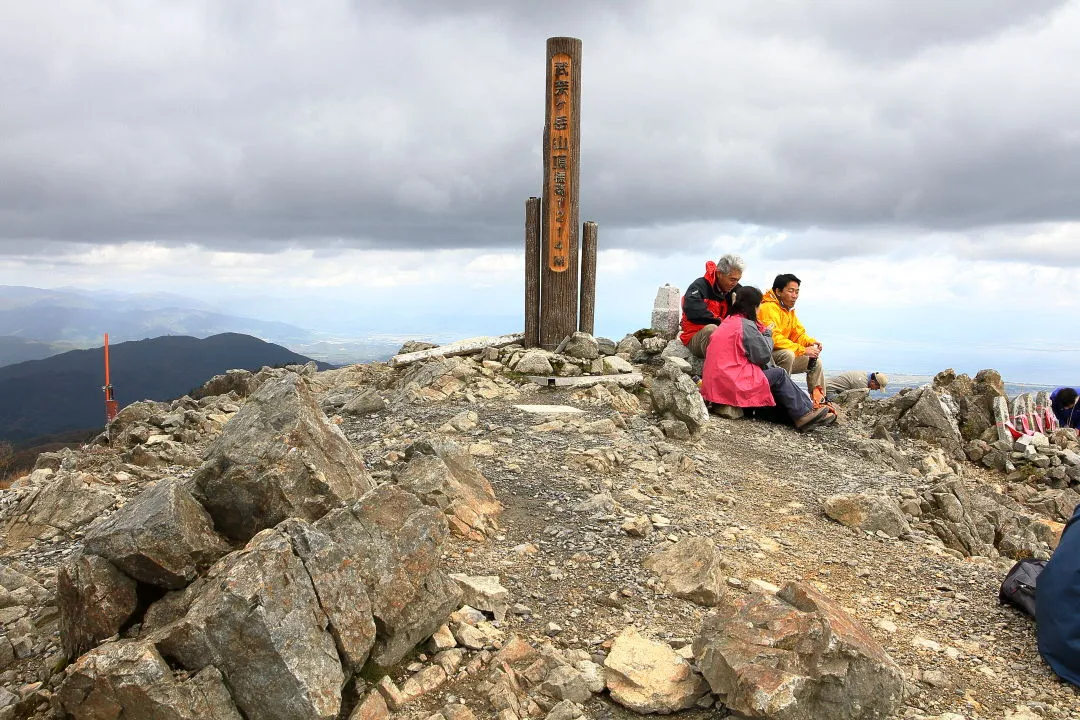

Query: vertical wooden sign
[{"left": 540, "top": 37, "right": 582, "bottom": 349}]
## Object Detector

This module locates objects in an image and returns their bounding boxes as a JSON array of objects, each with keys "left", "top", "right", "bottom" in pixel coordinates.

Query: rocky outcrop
[
  {"left": 910, "top": 476, "right": 1055, "bottom": 559},
  {"left": 193, "top": 368, "right": 258, "bottom": 400},
  {"left": 894, "top": 387, "right": 965, "bottom": 460},
  {"left": 933, "top": 369, "right": 1006, "bottom": 442},
  {"left": 192, "top": 373, "right": 373, "bottom": 541},
  {"left": 694, "top": 582, "right": 904, "bottom": 720}
]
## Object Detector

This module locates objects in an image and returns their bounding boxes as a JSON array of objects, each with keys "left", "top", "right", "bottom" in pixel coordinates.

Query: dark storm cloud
[{"left": 1, "top": 0, "right": 1078, "bottom": 259}]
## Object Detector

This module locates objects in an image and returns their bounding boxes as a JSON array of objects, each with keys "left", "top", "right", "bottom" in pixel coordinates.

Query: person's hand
[
  {"left": 765, "top": 323, "right": 775, "bottom": 332},
  {"left": 803, "top": 344, "right": 821, "bottom": 359}
]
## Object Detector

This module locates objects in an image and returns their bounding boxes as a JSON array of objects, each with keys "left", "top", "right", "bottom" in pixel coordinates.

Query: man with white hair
[{"left": 679, "top": 254, "right": 745, "bottom": 358}]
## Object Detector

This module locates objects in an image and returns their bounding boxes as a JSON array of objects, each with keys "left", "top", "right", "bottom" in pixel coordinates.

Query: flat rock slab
[
  {"left": 512, "top": 405, "right": 586, "bottom": 415},
  {"left": 527, "top": 373, "right": 643, "bottom": 388},
  {"left": 390, "top": 333, "right": 525, "bottom": 367}
]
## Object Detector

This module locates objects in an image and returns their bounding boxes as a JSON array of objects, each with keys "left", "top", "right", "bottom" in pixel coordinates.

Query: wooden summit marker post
[{"left": 539, "top": 37, "right": 583, "bottom": 349}]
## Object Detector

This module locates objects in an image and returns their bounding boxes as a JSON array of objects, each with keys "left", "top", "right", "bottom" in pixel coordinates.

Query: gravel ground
[
  {"left": 2, "top": 359, "right": 1078, "bottom": 720},
  {"left": 344, "top": 375, "right": 1080, "bottom": 720}
]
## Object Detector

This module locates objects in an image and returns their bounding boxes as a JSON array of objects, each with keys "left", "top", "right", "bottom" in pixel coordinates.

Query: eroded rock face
[
  {"left": 156, "top": 527, "right": 346, "bottom": 720},
  {"left": 58, "top": 640, "right": 243, "bottom": 720},
  {"left": 919, "top": 478, "right": 997, "bottom": 557},
  {"left": 83, "top": 476, "right": 231, "bottom": 589},
  {"left": 604, "top": 626, "right": 708, "bottom": 713},
  {"left": 314, "top": 484, "right": 463, "bottom": 670},
  {"left": 397, "top": 439, "right": 503, "bottom": 541},
  {"left": 642, "top": 536, "right": 726, "bottom": 606},
  {"left": 823, "top": 493, "right": 911, "bottom": 538},
  {"left": 192, "top": 373, "right": 373, "bottom": 541},
  {"left": 57, "top": 554, "right": 139, "bottom": 660},
  {"left": 694, "top": 582, "right": 904, "bottom": 720},
  {"left": 278, "top": 518, "right": 376, "bottom": 675}
]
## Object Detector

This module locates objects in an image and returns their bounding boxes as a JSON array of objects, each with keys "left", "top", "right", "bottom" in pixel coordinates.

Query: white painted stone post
[
  {"left": 992, "top": 396, "right": 1013, "bottom": 442},
  {"left": 651, "top": 284, "right": 681, "bottom": 339}
]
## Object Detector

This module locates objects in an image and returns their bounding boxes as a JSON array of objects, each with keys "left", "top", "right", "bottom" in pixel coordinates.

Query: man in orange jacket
[{"left": 757, "top": 273, "right": 825, "bottom": 394}]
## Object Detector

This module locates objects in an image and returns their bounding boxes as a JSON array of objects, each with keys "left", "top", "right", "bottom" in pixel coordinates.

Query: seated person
[
  {"left": 758, "top": 273, "right": 825, "bottom": 394},
  {"left": 679, "top": 254, "right": 744, "bottom": 358},
  {"left": 1051, "top": 387, "right": 1080, "bottom": 429},
  {"left": 826, "top": 371, "right": 889, "bottom": 398},
  {"left": 1038, "top": 503, "right": 1080, "bottom": 687},
  {"left": 699, "top": 286, "right": 834, "bottom": 432}
]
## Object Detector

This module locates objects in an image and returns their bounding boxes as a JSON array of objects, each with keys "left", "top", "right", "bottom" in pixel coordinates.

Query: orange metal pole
[{"left": 104, "top": 333, "right": 111, "bottom": 387}]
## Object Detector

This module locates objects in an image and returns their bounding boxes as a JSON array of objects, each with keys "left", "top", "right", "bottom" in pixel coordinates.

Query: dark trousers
[{"left": 764, "top": 366, "right": 813, "bottom": 421}]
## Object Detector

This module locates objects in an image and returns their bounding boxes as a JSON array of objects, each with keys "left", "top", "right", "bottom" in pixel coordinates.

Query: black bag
[{"left": 999, "top": 558, "right": 1047, "bottom": 617}]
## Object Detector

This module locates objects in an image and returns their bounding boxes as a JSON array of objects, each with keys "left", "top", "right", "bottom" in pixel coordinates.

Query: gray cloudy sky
[{"left": 1, "top": 1, "right": 1078, "bottom": 382}]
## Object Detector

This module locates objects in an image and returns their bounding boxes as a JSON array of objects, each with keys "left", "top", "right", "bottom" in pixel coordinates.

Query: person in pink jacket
[{"left": 699, "top": 286, "right": 834, "bottom": 432}]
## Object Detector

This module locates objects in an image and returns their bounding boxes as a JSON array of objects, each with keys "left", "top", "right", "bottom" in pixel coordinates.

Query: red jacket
[
  {"left": 680, "top": 261, "right": 739, "bottom": 345},
  {"left": 699, "top": 315, "right": 776, "bottom": 408}
]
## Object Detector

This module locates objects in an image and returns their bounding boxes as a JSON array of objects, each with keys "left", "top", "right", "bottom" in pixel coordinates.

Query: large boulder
[
  {"left": 604, "top": 626, "right": 708, "bottom": 713},
  {"left": 397, "top": 439, "right": 503, "bottom": 541},
  {"left": 649, "top": 361, "right": 709, "bottom": 436},
  {"left": 156, "top": 526, "right": 346, "bottom": 720},
  {"left": 514, "top": 350, "right": 555, "bottom": 376},
  {"left": 642, "top": 536, "right": 727, "bottom": 606},
  {"left": 57, "top": 554, "right": 139, "bottom": 659},
  {"left": 694, "top": 582, "right": 904, "bottom": 720},
  {"left": 58, "top": 640, "right": 243, "bottom": 720},
  {"left": 314, "top": 485, "right": 463, "bottom": 670},
  {"left": 562, "top": 332, "right": 600, "bottom": 360},
  {"left": 83, "top": 476, "right": 231, "bottom": 589},
  {"left": 823, "top": 493, "right": 911, "bottom": 538},
  {"left": 192, "top": 373, "right": 373, "bottom": 542}
]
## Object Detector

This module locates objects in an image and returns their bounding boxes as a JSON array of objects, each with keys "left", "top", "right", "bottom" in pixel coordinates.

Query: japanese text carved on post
[
  {"left": 547, "top": 52, "right": 573, "bottom": 272},
  {"left": 539, "top": 36, "right": 583, "bottom": 349}
]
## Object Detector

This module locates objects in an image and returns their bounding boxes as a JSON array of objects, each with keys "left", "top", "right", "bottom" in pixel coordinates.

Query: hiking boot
[
  {"left": 819, "top": 410, "right": 839, "bottom": 426},
  {"left": 795, "top": 406, "right": 831, "bottom": 431}
]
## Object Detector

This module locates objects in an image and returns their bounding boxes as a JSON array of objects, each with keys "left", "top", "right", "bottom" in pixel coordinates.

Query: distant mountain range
[
  {"left": 0, "top": 285, "right": 414, "bottom": 368},
  {"left": 0, "top": 285, "right": 315, "bottom": 348},
  {"left": 0, "top": 333, "right": 326, "bottom": 444}
]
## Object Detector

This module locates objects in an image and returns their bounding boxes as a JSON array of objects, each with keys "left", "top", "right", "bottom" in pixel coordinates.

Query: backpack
[{"left": 999, "top": 558, "right": 1047, "bottom": 617}]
